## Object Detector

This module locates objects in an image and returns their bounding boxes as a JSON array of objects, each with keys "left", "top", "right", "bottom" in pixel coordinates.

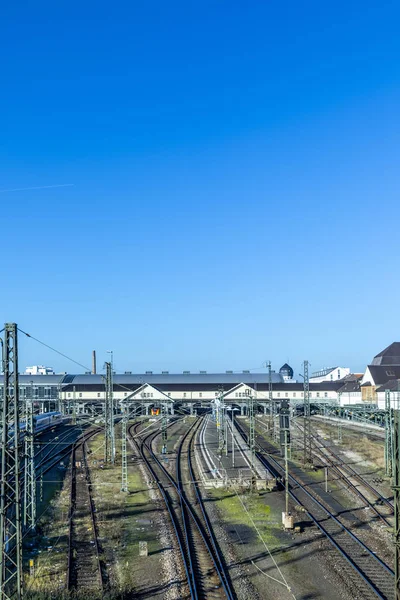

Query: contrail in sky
[{"left": 0, "top": 183, "right": 74, "bottom": 193}]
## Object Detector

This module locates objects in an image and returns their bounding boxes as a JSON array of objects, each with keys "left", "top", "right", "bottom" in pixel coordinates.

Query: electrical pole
[
  {"left": 23, "top": 399, "right": 36, "bottom": 532},
  {"left": 104, "top": 362, "right": 114, "bottom": 464},
  {"left": 386, "top": 389, "right": 393, "bottom": 477},
  {"left": 393, "top": 402, "right": 400, "bottom": 599},
  {"left": 161, "top": 402, "right": 168, "bottom": 454},
  {"left": 268, "top": 361, "right": 273, "bottom": 434},
  {"left": 121, "top": 402, "right": 128, "bottom": 492},
  {"left": 247, "top": 392, "right": 256, "bottom": 478},
  {"left": 216, "top": 391, "right": 226, "bottom": 455},
  {"left": 0, "top": 323, "right": 23, "bottom": 599},
  {"left": 72, "top": 385, "right": 77, "bottom": 426},
  {"left": 303, "top": 360, "right": 312, "bottom": 466}
]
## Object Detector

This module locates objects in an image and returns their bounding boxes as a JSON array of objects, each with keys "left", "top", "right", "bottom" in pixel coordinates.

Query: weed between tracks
[{"left": 25, "top": 424, "right": 165, "bottom": 599}]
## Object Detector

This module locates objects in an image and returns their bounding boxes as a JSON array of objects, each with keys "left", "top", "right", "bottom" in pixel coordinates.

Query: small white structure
[
  {"left": 310, "top": 366, "right": 350, "bottom": 383},
  {"left": 25, "top": 365, "right": 55, "bottom": 376}
]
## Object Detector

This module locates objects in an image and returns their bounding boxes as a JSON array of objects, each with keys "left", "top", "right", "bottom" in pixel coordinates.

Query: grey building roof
[
  {"left": 0, "top": 374, "right": 66, "bottom": 385},
  {"left": 376, "top": 379, "right": 400, "bottom": 393},
  {"left": 371, "top": 342, "right": 400, "bottom": 366},
  {"left": 59, "top": 372, "right": 284, "bottom": 386},
  {"left": 338, "top": 381, "right": 361, "bottom": 393}
]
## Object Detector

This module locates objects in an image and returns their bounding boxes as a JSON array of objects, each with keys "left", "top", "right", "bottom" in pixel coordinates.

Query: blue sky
[{"left": 1, "top": 1, "right": 400, "bottom": 375}]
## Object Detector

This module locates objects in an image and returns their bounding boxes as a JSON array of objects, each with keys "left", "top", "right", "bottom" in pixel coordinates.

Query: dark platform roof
[{"left": 371, "top": 342, "right": 400, "bottom": 366}]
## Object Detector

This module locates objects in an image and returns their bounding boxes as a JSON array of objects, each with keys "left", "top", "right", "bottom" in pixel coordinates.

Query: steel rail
[
  {"left": 294, "top": 421, "right": 393, "bottom": 525},
  {"left": 128, "top": 421, "right": 196, "bottom": 600},
  {"left": 67, "top": 429, "right": 105, "bottom": 594},
  {"left": 235, "top": 418, "right": 394, "bottom": 600},
  {"left": 130, "top": 418, "right": 235, "bottom": 600}
]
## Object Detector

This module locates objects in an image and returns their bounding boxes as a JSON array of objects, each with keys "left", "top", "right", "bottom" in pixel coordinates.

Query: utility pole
[
  {"left": 386, "top": 389, "right": 393, "bottom": 477},
  {"left": 0, "top": 323, "right": 23, "bottom": 599},
  {"left": 303, "top": 360, "right": 312, "bottom": 466},
  {"left": 393, "top": 403, "right": 400, "bottom": 599},
  {"left": 104, "top": 361, "right": 114, "bottom": 464},
  {"left": 23, "top": 399, "right": 36, "bottom": 532},
  {"left": 120, "top": 403, "right": 128, "bottom": 492}
]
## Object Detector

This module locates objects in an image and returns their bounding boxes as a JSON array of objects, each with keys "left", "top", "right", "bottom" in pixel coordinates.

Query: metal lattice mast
[
  {"left": 303, "top": 360, "right": 312, "bottom": 466},
  {"left": 216, "top": 392, "right": 225, "bottom": 454},
  {"left": 104, "top": 362, "right": 113, "bottom": 463},
  {"left": 385, "top": 389, "right": 393, "bottom": 478},
  {"left": 0, "top": 323, "right": 23, "bottom": 600},
  {"left": 393, "top": 403, "right": 400, "bottom": 599},
  {"left": 23, "top": 399, "right": 36, "bottom": 532},
  {"left": 247, "top": 393, "right": 256, "bottom": 475},
  {"left": 161, "top": 402, "right": 168, "bottom": 454},
  {"left": 72, "top": 385, "right": 77, "bottom": 425},
  {"left": 121, "top": 403, "right": 128, "bottom": 492},
  {"left": 268, "top": 361, "right": 273, "bottom": 434}
]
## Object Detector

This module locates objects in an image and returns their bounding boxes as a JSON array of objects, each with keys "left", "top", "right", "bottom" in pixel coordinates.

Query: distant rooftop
[{"left": 371, "top": 342, "right": 400, "bottom": 366}]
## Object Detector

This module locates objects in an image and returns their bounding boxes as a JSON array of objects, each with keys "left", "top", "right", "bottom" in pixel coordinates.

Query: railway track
[
  {"left": 294, "top": 421, "right": 394, "bottom": 525},
  {"left": 235, "top": 418, "right": 394, "bottom": 600},
  {"left": 67, "top": 433, "right": 106, "bottom": 597},
  {"left": 128, "top": 418, "right": 235, "bottom": 600}
]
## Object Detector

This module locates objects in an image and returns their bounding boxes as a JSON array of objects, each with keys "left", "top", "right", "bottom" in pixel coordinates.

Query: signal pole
[
  {"left": 303, "top": 360, "right": 312, "bottom": 466},
  {"left": 23, "top": 399, "right": 36, "bottom": 532},
  {"left": 121, "top": 403, "right": 128, "bottom": 492},
  {"left": 0, "top": 323, "right": 23, "bottom": 599}
]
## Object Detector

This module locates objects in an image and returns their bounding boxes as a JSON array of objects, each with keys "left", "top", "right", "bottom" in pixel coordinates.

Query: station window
[
  {"left": 199, "top": 393, "right": 202, "bottom": 398},
  {"left": 293, "top": 393, "right": 296, "bottom": 398},
  {"left": 235, "top": 393, "right": 238, "bottom": 398},
  {"left": 79, "top": 393, "right": 82, "bottom": 398},
  {"left": 215, "top": 391, "right": 218, "bottom": 397},
  {"left": 301, "top": 392, "right": 304, "bottom": 397},
  {"left": 68, "top": 393, "right": 71, "bottom": 398},
  {"left": 124, "top": 392, "right": 127, "bottom": 396},
  {"left": 285, "top": 393, "right": 288, "bottom": 397},
  {"left": 324, "top": 392, "right": 328, "bottom": 398},
  {"left": 97, "top": 393, "right": 100, "bottom": 398},
  {"left": 183, "top": 393, "right": 186, "bottom": 398},
  {"left": 316, "top": 392, "right": 320, "bottom": 398},
  {"left": 277, "top": 393, "right": 280, "bottom": 397}
]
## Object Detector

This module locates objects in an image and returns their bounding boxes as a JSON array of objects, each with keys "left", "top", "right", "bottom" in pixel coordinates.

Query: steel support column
[
  {"left": 23, "top": 400, "right": 36, "bottom": 532},
  {"left": 247, "top": 393, "right": 256, "bottom": 477},
  {"left": 0, "top": 323, "right": 23, "bottom": 599},
  {"left": 393, "top": 404, "right": 400, "bottom": 599},
  {"left": 121, "top": 403, "right": 128, "bottom": 492},
  {"left": 303, "top": 360, "right": 312, "bottom": 466},
  {"left": 385, "top": 389, "right": 393, "bottom": 478},
  {"left": 104, "top": 362, "right": 114, "bottom": 463}
]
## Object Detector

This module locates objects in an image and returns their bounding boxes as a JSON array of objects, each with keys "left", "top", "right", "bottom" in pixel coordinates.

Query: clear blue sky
[{"left": 1, "top": 1, "right": 400, "bottom": 376}]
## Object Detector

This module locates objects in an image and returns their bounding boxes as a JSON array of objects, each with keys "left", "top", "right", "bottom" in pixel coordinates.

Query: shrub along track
[{"left": 128, "top": 418, "right": 236, "bottom": 600}]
